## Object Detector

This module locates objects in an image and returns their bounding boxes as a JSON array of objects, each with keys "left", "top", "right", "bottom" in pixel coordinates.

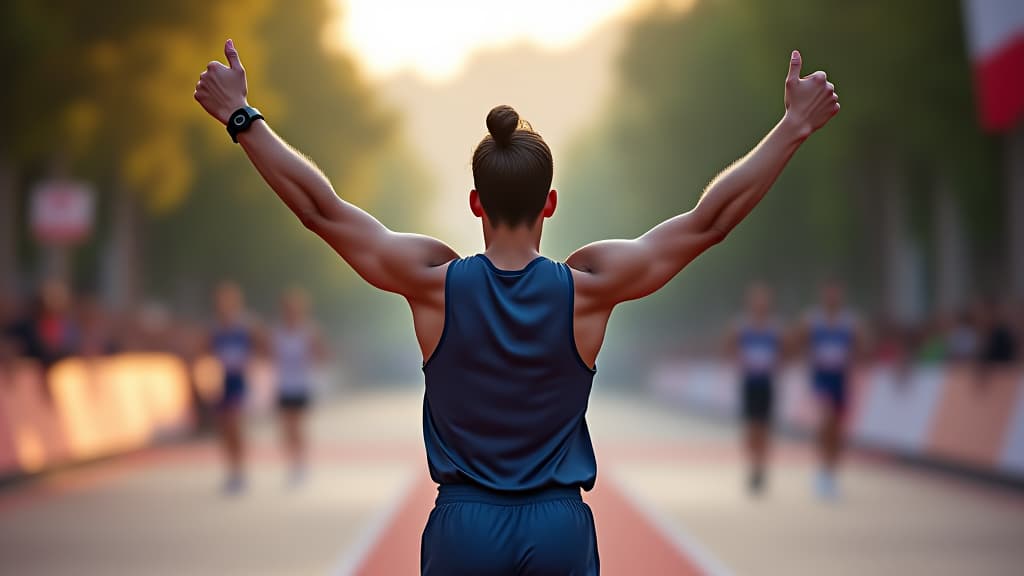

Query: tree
[{"left": 554, "top": 0, "right": 1001, "bottom": 354}]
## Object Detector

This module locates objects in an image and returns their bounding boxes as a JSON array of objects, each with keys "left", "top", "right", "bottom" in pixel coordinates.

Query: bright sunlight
[{"left": 331, "top": 0, "right": 643, "bottom": 80}]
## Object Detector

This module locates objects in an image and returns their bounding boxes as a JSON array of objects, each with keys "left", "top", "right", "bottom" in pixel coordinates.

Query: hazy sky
[
  {"left": 328, "top": 0, "right": 694, "bottom": 254},
  {"left": 375, "top": 27, "right": 629, "bottom": 254},
  {"left": 331, "top": 0, "right": 642, "bottom": 81}
]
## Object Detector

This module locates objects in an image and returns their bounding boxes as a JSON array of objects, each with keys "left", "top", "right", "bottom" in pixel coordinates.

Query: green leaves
[{"left": 554, "top": 0, "right": 999, "bottom": 342}]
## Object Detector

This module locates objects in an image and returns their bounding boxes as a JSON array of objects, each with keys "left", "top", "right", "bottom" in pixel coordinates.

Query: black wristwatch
[{"left": 226, "top": 106, "right": 264, "bottom": 143}]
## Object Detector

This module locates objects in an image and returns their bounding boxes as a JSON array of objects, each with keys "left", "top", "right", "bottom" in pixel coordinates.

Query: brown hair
[{"left": 471, "top": 105, "right": 553, "bottom": 228}]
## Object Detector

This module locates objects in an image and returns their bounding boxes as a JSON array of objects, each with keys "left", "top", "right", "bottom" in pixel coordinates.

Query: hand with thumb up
[
  {"left": 194, "top": 39, "right": 248, "bottom": 125},
  {"left": 783, "top": 50, "right": 840, "bottom": 138}
]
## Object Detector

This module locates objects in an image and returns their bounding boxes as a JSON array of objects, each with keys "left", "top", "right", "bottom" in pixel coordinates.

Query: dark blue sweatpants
[{"left": 421, "top": 484, "right": 600, "bottom": 575}]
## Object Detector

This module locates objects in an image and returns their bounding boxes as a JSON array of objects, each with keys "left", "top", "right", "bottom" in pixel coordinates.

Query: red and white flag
[{"left": 962, "top": 0, "right": 1024, "bottom": 132}]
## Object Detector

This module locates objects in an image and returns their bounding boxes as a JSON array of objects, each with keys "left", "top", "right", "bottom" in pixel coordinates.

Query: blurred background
[{"left": 1, "top": 0, "right": 1023, "bottom": 575}]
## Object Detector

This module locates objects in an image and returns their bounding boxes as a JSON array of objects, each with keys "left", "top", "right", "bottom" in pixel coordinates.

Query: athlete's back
[
  {"left": 423, "top": 254, "right": 596, "bottom": 491},
  {"left": 421, "top": 254, "right": 600, "bottom": 574}
]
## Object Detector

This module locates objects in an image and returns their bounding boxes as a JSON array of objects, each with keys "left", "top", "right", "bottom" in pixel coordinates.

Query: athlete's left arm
[
  {"left": 311, "top": 325, "right": 330, "bottom": 363},
  {"left": 852, "top": 316, "right": 871, "bottom": 361},
  {"left": 567, "top": 51, "right": 838, "bottom": 307},
  {"left": 249, "top": 321, "right": 270, "bottom": 358},
  {"left": 723, "top": 320, "right": 740, "bottom": 361},
  {"left": 194, "top": 40, "right": 458, "bottom": 298},
  {"left": 782, "top": 319, "right": 804, "bottom": 362}
]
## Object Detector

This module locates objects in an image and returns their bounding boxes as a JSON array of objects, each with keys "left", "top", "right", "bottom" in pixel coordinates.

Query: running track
[{"left": 1, "top": 387, "right": 1022, "bottom": 575}]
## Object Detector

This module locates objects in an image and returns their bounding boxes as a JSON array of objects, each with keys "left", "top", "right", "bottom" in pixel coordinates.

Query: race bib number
[{"left": 815, "top": 341, "right": 848, "bottom": 368}]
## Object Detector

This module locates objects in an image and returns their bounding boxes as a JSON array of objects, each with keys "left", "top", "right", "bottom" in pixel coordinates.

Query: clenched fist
[
  {"left": 783, "top": 50, "right": 840, "bottom": 137},
  {"left": 194, "top": 39, "right": 248, "bottom": 125}
]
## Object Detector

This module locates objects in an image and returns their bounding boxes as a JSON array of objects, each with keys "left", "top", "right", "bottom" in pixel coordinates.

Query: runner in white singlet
[{"left": 272, "top": 288, "right": 327, "bottom": 486}]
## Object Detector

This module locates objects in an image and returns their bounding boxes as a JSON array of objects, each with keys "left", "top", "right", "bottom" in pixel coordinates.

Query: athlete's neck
[
  {"left": 481, "top": 221, "right": 543, "bottom": 270},
  {"left": 821, "top": 305, "right": 844, "bottom": 321},
  {"left": 746, "top": 311, "right": 769, "bottom": 326}
]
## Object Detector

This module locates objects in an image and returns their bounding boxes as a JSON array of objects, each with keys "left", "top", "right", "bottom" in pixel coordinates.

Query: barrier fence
[
  {"left": 7, "top": 355, "right": 1019, "bottom": 482},
  {"left": 651, "top": 361, "right": 1024, "bottom": 480},
  {"left": 0, "top": 354, "right": 324, "bottom": 479},
  {"left": 0, "top": 354, "right": 195, "bottom": 478}
]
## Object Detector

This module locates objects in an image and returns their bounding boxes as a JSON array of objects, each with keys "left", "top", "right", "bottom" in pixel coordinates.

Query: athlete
[
  {"left": 208, "top": 281, "right": 257, "bottom": 495},
  {"left": 725, "top": 283, "right": 784, "bottom": 495},
  {"left": 798, "top": 280, "right": 864, "bottom": 500},
  {"left": 195, "top": 40, "right": 839, "bottom": 574},
  {"left": 272, "top": 287, "right": 327, "bottom": 486}
]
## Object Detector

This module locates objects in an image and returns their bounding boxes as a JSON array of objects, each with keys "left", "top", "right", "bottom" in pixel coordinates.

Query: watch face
[{"left": 227, "top": 108, "right": 259, "bottom": 142}]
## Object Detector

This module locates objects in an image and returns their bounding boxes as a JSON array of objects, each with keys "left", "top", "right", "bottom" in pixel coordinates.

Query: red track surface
[{"left": 353, "top": 474, "right": 705, "bottom": 575}]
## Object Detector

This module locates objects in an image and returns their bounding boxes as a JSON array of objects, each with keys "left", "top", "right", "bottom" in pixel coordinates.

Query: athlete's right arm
[
  {"left": 567, "top": 51, "right": 838, "bottom": 310},
  {"left": 194, "top": 40, "right": 458, "bottom": 298},
  {"left": 235, "top": 121, "right": 458, "bottom": 294},
  {"left": 724, "top": 320, "right": 740, "bottom": 360}
]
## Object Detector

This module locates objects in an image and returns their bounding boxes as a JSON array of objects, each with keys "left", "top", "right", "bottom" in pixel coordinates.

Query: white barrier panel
[
  {"left": 651, "top": 360, "right": 1024, "bottom": 480},
  {"left": 651, "top": 361, "right": 735, "bottom": 414},
  {"left": 998, "top": 371, "right": 1024, "bottom": 474},
  {"left": 852, "top": 366, "right": 945, "bottom": 454},
  {"left": 777, "top": 364, "right": 818, "bottom": 430}
]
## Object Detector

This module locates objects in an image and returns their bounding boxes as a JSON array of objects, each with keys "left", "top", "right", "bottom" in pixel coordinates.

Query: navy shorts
[
  {"left": 812, "top": 371, "right": 847, "bottom": 413},
  {"left": 277, "top": 392, "right": 311, "bottom": 411},
  {"left": 421, "top": 484, "right": 600, "bottom": 576},
  {"left": 217, "top": 373, "right": 247, "bottom": 411},
  {"left": 741, "top": 374, "right": 774, "bottom": 423}
]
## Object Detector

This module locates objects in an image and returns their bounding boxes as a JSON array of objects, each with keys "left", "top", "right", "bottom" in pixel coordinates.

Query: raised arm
[
  {"left": 567, "top": 51, "right": 839, "bottom": 307},
  {"left": 193, "top": 40, "right": 458, "bottom": 298}
]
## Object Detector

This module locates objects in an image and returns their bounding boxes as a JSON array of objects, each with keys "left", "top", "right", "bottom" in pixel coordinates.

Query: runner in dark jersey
[
  {"left": 726, "top": 283, "right": 783, "bottom": 495},
  {"left": 799, "top": 280, "right": 863, "bottom": 500},
  {"left": 195, "top": 41, "right": 840, "bottom": 573},
  {"left": 209, "top": 281, "right": 256, "bottom": 495}
]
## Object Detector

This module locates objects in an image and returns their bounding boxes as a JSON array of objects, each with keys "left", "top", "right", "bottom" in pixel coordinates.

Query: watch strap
[{"left": 227, "top": 106, "right": 264, "bottom": 143}]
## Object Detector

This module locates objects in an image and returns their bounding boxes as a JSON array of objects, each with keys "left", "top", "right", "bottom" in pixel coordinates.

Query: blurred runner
[
  {"left": 946, "top": 307, "right": 980, "bottom": 363},
  {"left": 195, "top": 42, "right": 839, "bottom": 573},
  {"left": 77, "top": 294, "right": 117, "bottom": 357},
  {"left": 0, "top": 286, "right": 35, "bottom": 366},
  {"left": 798, "top": 280, "right": 864, "bottom": 500},
  {"left": 272, "top": 287, "right": 327, "bottom": 487},
  {"left": 208, "top": 281, "right": 257, "bottom": 495},
  {"left": 726, "top": 283, "right": 783, "bottom": 495},
  {"left": 980, "top": 296, "right": 1018, "bottom": 366},
  {"left": 32, "top": 280, "right": 79, "bottom": 367}
]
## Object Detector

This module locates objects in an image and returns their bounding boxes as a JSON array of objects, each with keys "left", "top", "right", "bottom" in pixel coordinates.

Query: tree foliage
[
  {"left": 6, "top": 0, "right": 435, "bottom": 360},
  {"left": 551, "top": 0, "right": 1000, "bottom": 349}
]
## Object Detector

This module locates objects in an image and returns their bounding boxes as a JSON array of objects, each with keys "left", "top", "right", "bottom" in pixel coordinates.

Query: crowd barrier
[
  {"left": 0, "top": 353, "right": 326, "bottom": 480},
  {"left": 0, "top": 354, "right": 195, "bottom": 478},
  {"left": 651, "top": 360, "right": 1024, "bottom": 480}
]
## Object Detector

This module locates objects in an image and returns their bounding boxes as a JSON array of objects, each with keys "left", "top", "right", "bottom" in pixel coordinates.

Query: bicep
[
  {"left": 305, "top": 206, "right": 458, "bottom": 296},
  {"left": 310, "top": 326, "right": 330, "bottom": 361},
  {"left": 567, "top": 211, "right": 724, "bottom": 305},
  {"left": 724, "top": 324, "right": 740, "bottom": 356},
  {"left": 854, "top": 321, "right": 871, "bottom": 357}
]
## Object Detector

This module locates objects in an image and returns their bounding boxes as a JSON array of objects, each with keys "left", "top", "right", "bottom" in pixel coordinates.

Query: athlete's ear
[
  {"left": 469, "top": 189, "right": 484, "bottom": 218},
  {"left": 542, "top": 189, "right": 557, "bottom": 219}
]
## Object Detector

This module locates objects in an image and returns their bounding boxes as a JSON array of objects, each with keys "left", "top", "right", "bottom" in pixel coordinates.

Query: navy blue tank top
[
  {"left": 422, "top": 254, "right": 597, "bottom": 492},
  {"left": 212, "top": 324, "right": 252, "bottom": 378},
  {"left": 808, "top": 309, "right": 855, "bottom": 376},
  {"left": 738, "top": 320, "right": 782, "bottom": 377}
]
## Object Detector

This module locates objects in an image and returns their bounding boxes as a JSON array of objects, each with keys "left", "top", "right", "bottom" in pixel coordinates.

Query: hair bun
[{"left": 486, "top": 105, "right": 519, "bottom": 147}]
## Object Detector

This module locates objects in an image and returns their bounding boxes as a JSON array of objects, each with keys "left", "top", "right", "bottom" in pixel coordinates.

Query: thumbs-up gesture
[
  {"left": 783, "top": 51, "right": 839, "bottom": 137},
  {"left": 194, "top": 39, "right": 248, "bottom": 125}
]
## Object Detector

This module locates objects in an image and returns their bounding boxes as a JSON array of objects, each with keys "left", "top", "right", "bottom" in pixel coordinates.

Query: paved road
[{"left": 1, "top": 386, "right": 1022, "bottom": 575}]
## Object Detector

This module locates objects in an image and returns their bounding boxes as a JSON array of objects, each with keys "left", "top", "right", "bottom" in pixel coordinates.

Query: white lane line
[
  {"left": 329, "top": 468, "right": 419, "bottom": 576},
  {"left": 608, "top": 469, "right": 735, "bottom": 576}
]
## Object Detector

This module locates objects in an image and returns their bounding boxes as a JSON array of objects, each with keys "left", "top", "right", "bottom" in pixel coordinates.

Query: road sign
[{"left": 30, "top": 180, "right": 94, "bottom": 245}]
